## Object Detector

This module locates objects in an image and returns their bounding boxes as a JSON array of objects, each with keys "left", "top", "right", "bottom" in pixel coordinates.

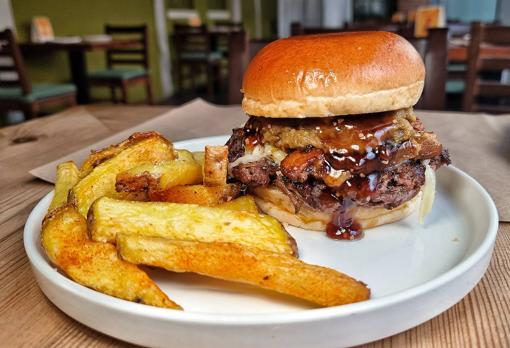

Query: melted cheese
[
  {"left": 229, "top": 144, "right": 287, "bottom": 171},
  {"left": 419, "top": 162, "right": 436, "bottom": 224}
]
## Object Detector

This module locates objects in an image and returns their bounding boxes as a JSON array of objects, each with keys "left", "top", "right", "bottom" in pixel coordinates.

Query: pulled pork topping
[{"left": 226, "top": 108, "right": 450, "bottom": 214}]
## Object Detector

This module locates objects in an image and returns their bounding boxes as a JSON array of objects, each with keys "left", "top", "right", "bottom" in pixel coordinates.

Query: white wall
[
  {"left": 322, "top": 0, "right": 351, "bottom": 29},
  {"left": 498, "top": 0, "right": 510, "bottom": 24},
  {"left": 277, "top": 0, "right": 352, "bottom": 38},
  {"left": 0, "top": 0, "right": 15, "bottom": 31},
  {"left": 153, "top": 0, "right": 172, "bottom": 97}
]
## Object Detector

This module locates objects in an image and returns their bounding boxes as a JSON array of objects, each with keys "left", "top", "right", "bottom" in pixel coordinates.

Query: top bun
[{"left": 242, "top": 31, "right": 425, "bottom": 118}]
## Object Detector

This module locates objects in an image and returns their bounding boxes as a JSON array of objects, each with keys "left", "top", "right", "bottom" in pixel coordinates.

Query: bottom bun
[{"left": 252, "top": 186, "right": 420, "bottom": 231}]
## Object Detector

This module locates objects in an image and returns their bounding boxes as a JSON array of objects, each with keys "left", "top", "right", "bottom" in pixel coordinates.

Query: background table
[
  {"left": 20, "top": 40, "right": 139, "bottom": 104},
  {"left": 0, "top": 106, "right": 508, "bottom": 347},
  {"left": 448, "top": 43, "right": 510, "bottom": 62}
]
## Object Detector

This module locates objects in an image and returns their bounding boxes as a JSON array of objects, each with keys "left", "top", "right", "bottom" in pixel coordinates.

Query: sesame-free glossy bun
[{"left": 242, "top": 31, "right": 425, "bottom": 118}]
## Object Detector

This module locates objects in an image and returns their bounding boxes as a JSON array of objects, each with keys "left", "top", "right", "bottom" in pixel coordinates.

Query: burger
[{"left": 226, "top": 31, "right": 450, "bottom": 240}]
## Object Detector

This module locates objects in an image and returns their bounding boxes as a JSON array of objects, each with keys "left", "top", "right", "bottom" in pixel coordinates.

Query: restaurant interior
[
  {"left": 2, "top": 1, "right": 510, "bottom": 347},
  {"left": 0, "top": 0, "right": 509, "bottom": 125}
]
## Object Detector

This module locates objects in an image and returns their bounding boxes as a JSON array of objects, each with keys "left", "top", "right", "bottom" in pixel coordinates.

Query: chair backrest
[
  {"left": 291, "top": 21, "right": 404, "bottom": 36},
  {"left": 290, "top": 22, "right": 345, "bottom": 36},
  {"left": 463, "top": 22, "right": 510, "bottom": 113},
  {"left": 404, "top": 28, "right": 448, "bottom": 110},
  {"left": 227, "top": 30, "right": 248, "bottom": 104},
  {"left": 447, "top": 21, "right": 470, "bottom": 39},
  {"left": 345, "top": 21, "right": 402, "bottom": 33},
  {"left": 227, "top": 30, "right": 275, "bottom": 104},
  {"left": 0, "top": 28, "right": 31, "bottom": 94},
  {"left": 105, "top": 24, "right": 149, "bottom": 69},
  {"left": 172, "top": 25, "right": 214, "bottom": 60}
]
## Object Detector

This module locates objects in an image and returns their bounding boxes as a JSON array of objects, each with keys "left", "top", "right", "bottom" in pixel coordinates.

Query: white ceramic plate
[{"left": 24, "top": 136, "right": 498, "bottom": 348}]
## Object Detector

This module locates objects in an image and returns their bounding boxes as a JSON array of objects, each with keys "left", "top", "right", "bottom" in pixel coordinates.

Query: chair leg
[
  {"left": 176, "top": 64, "right": 184, "bottom": 96},
  {"left": 110, "top": 86, "right": 117, "bottom": 104},
  {"left": 120, "top": 82, "right": 128, "bottom": 104},
  {"left": 68, "top": 94, "right": 77, "bottom": 107},
  {"left": 23, "top": 103, "right": 38, "bottom": 119},
  {"left": 206, "top": 64, "right": 214, "bottom": 100},
  {"left": 190, "top": 64, "right": 196, "bottom": 92},
  {"left": 145, "top": 79, "right": 154, "bottom": 105}
]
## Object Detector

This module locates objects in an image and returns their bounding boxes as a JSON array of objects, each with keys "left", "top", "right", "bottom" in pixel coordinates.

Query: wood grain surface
[{"left": 0, "top": 106, "right": 508, "bottom": 347}]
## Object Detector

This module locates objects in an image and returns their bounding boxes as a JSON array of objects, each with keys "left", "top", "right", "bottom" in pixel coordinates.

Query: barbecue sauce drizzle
[
  {"left": 326, "top": 198, "right": 364, "bottom": 240},
  {"left": 320, "top": 114, "right": 395, "bottom": 240}
]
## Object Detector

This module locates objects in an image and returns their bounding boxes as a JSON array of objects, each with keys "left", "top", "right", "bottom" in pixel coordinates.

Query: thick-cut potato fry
[
  {"left": 116, "top": 191, "right": 148, "bottom": 202},
  {"left": 49, "top": 161, "right": 79, "bottom": 211},
  {"left": 203, "top": 145, "right": 228, "bottom": 186},
  {"left": 148, "top": 184, "right": 241, "bottom": 206},
  {"left": 88, "top": 197, "right": 297, "bottom": 256},
  {"left": 69, "top": 132, "right": 174, "bottom": 216},
  {"left": 191, "top": 151, "right": 204, "bottom": 165},
  {"left": 41, "top": 205, "right": 181, "bottom": 309},
  {"left": 117, "top": 235, "right": 370, "bottom": 307},
  {"left": 116, "top": 150, "right": 202, "bottom": 193},
  {"left": 217, "top": 195, "right": 259, "bottom": 214},
  {"left": 79, "top": 132, "right": 175, "bottom": 178},
  {"left": 175, "top": 149, "right": 195, "bottom": 161}
]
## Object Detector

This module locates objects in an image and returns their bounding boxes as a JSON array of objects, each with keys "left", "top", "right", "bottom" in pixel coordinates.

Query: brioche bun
[
  {"left": 252, "top": 185, "right": 420, "bottom": 231},
  {"left": 242, "top": 31, "right": 425, "bottom": 118}
]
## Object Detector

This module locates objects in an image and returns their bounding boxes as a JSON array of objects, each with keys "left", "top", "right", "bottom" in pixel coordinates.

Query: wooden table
[
  {"left": 20, "top": 40, "right": 139, "bottom": 104},
  {"left": 1, "top": 106, "right": 509, "bottom": 347}
]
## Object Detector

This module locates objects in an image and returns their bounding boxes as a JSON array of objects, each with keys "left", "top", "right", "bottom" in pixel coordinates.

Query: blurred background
[{"left": 1, "top": 0, "right": 510, "bottom": 125}]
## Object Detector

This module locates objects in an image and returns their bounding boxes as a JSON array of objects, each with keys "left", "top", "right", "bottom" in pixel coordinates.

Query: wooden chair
[
  {"left": 463, "top": 22, "right": 510, "bottom": 113},
  {"left": 227, "top": 30, "right": 275, "bottom": 104},
  {"left": 88, "top": 25, "right": 152, "bottom": 104},
  {"left": 291, "top": 21, "right": 403, "bottom": 36},
  {"left": 444, "top": 22, "right": 471, "bottom": 98},
  {"left": 172, "top": 25, "right": 223, "bottom": 99},
  {"left": 209, "top": 22, "right": 243, "bottom": 58},
  {"left": 0, "top": 29, "right": 76, "bottom": 119},
  {"left": 291, "top": 22, "right": 344, "bottom": 36},
  {"left": 404, "top": 28, "right": 448, "bottom": 110},
  {"left": 345, "top": 21, "right": 403, "bottom": 33}
]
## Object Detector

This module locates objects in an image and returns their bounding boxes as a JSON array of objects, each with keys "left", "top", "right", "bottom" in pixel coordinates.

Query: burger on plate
[{"left": 226, "top": 31, "right": 450, "bottom": 240}]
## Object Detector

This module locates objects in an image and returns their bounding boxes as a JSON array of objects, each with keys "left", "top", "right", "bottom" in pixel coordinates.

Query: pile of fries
[{"left": 41, "top": 131, "right": 370, "bottom": 310}]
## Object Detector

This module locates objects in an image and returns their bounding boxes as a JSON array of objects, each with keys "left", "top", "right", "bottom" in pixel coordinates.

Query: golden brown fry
[
  {"left": 116, "top": 191, "right": 148, "bottom": 202},
  {"left": 191, "top": 151, "right": 205, "bottom": 165},
  {"left": 69, "top": 132, "right": 174, "bottom": 216},
  {"left": 41, "top": 205, "right": 181, "bottom": 309},
  {"left": 116, "top": 151, "right": 202, "bottom": 193},
  {"left": 175, "top": 149, "right": 195, "bottom": 161},
  {"left": 88, "top": 197, "right": 297, "bottom": 256},
  {"left": 203, "top": 145, "right": 228, "bottom": 186},
  {"left": 217, "top": 195, "right": 259, "bottom": 214},
  {"left": 117, "top": 235, "right": 370, "bottom": 307},
  {"left": 49, "top": 161, "right": 79, "bottom": 212},
  {"left": 148, "top": 184, "right": 241, "bottom": 206},
  {"left": 79, "top": 132, "right": 175, "bottom": 178}
]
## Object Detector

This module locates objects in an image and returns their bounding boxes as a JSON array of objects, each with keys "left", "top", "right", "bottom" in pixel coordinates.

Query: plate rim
[{"left": 24, "top": 135, "right": 499, "bottom": 326}]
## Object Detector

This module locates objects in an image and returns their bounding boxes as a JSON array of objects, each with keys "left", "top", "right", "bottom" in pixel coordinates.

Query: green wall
[
  {"left": 11, "top": 0, "right": 279, "bottom": 102},
  {"left": 12, "top": 0, "right": 162, "bottom": 103}
]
